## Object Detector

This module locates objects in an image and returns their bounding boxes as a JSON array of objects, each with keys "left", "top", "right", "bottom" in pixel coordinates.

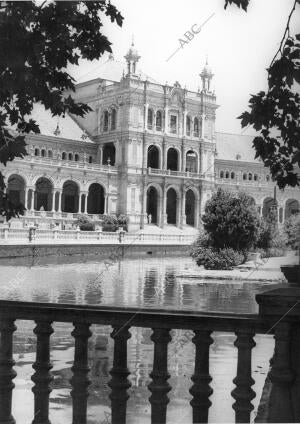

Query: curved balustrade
[{"left": 0, "top": 299, "right": 277, "bottom": 424}]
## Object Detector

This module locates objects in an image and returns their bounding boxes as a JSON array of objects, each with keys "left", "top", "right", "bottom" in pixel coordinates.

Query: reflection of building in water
[{"left": 3, "top": 42, "right": 298, "bottom": 232}]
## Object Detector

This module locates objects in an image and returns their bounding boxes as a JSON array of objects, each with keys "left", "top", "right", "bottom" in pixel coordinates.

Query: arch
[
  {"left": 225, "top": 171, "right": 230, "bottom": 179},
  {"left": 102, "top": 143, "right": 115, "bottom": 165},
  {"left": 62, "top": 180, "right": 79, "bottom": 213},
  {"left": 231, "top": 171, "right": 235, "bottom": 179},
  {"left": 193, "top": 117, "right": 199, "bottom": 137},
  {"left": 285, "top": 198, "right": 300, "bottom": 220},
  {"left": 62, "top": 152, "right": 67, "bottom": 160},
  {"left": 220, "top": 170, "right": 224, "bottom": 179},
  {"left": 167, "top": 147, "right": 179, "bottom": 171},
  {"left": 254, "top": 174, "right": 258, "bottom": 181},
  {"left": 248, "top": 196, "right": 256, "bottom": 206},
  {"left": 74, "top": 153, "right": 79, "bottom": 162},
  {"left": 48, "top": 150, "right": 53, "bottom": 158},
  {"left": 243, "top": 173, "right": 247, "bottom": 180},
  {"left": 41, "top": 149, "right": 46, "bottom": 157},
  {"left": 35, "top": 177, "right": 53, "bottom": 211},
  {"left": 34, "top": 148, "right": 40, "bottom": 156},
  {"left": 111, "top": 108, "right": 117, "bottom": 130},
  {"left": 262, "top": 197, "right": 277, "bottom": 218},
  {"left": 185, "top": 189, "right": 196, "bottom": 226},
  {"left": 7, "top": 174, "right": 26, "bottom": 208},
  {"left": 146, "top": 186, "right": 160, "bottom": 225},
  {"left": 186, "top": 115, "right": 191, "bottom": 136},
  {"left": 147, "top": 108, "right": 154, "bottom": 130},
  {"left": 103, "top": 110, "right": 109, "bottom": 132},
  {"left": 87, "top": 183, "right": 105, "bottom": 214},
  {"left": 166, "top": 188, "right": 177, "bottom": 224},
  {"left": 88, "top": 155, "right": 93, "bottom": 164},
  {"left": 156, "top": 110, "right": 162, "bottom": 131},
  {"left": 248, "top": 173, "right": 253, "bottom": 181},
  {"left": 147, "top": 145, "right": 160, "bottom": 169},
  {"left": 186, "top": 150, "right": 197, "bottom": 173}
]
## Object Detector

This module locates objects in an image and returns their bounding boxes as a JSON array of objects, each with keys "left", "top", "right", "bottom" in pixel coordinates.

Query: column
[
  {"left": 162, "top": 139, "right": 167, "bottom": 170},
  {"left": 144, "top": 103, "right": 149, "bottom": 131},
  {"left": 161, "top": 185, "right": 167, "bottom": 228},
  {"left": 30, "top": 189, "right": 35, "bottom": 211},
  {"left": 176, "top": 194, "right": 181, "bottom": 228},
  {"left": 183, "top": 110, "right": 187, "bottom": 136},
  {"left": 57, "top": 190, "right": 62, "bottom": 213},
  {"left": 200, "top": 148, "right": 205, "bottom": 175},
  {"left": 51, "top": 190, "right": 56, "bottom": 212},
  {"left": 164, "top": 107, "right": 168, "bottom": 133},
  {"left": 78, "top": 192, "right": 82, "bottom": 214},
  {"left": 24, "top": 188, "right": 29, "bottom": 210},
  {"left": 201, "top": 114, "right": 205, "bottom": 138},
  {"left": 181, "top": 144, "right": 186, "bottom": 173},
  {"left": 84, "top": 193, "right": 88, "bottom": 214},
  {"left": 181, "top": 189, "right": 186, "bottom": 227}
]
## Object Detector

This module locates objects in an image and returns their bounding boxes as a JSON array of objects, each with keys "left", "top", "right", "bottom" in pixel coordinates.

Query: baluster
[
  {"left": 31, "top": 321, "right": 54, "bottom": 424},
  {"left": 148, "top": 328, "right": 171, "bottom": 424},
  {"left": 0, "top": 319, "right": 16, "bottom": 424},
  {"left": 189, "top": 330, "right": 213, "bottom": 424},
  {"left": 70, "top": 323, "right": 92, "bottom": 424},
  {"left": 267, "top": 322, "right": 294, "bottom": 423},
  {"left": 231, "top": 329, "right": 256, "bottom": 423},
  {"left": 108, "top": 326, "right": 131, "bottom": 424}
]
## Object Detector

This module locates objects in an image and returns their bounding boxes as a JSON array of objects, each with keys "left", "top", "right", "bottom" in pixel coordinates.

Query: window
[
  {"left": 41, "top": 149, "right": 46, "bottom": 157},
  {"left": 156, "top": 111, "right": 162, "bottom": 131},
  {"left": 89, "top": 156, "right": 93, "bottom": 164},
  {"left": 34, "top": 148, "right": 40, "bottom": 156},
  {"left": 231, "top": 172, "right": 235, "bottom": 179},
  {"left": 248, "top": 173, "right": 252, "bottom": 181},
  {"left": 186, "top": 116, "right": 191, "bottom": 136},
  {"left": 62, "top": 152, "right": 67, "bottom": 160},
  {"left": 48, "top": 150, "right": 53, "bottom": 158},
  {"left": 243, "top": 173, "right": 247, "bottom": 180},
  {"left": 220, "top": 170, "right": 224, "bottom": 178},
  {"left": 147, "top": 108, "right": 154, "bottom": 129},
  {"left": 225, "top": 171, "right": 229, "bottom": 179},
  {"left": 103, "top": 111, "right": 109, "bottom": 132},
  {"left": 266, "top": 175, "right": 270, "bottom": 182},
  {"left": 111, "top": 108, "right": 117, "bottom": 130},
  {"left": 74, "top": 154, "right": 79, "bottom": 162},
  {"left": 194, "top": 117, "right": 199, "bottom": 137},
  {"left": 170, "top": 115, "right": 177, "bottom": 134},
  {"left": 68, "top": 153, "right": 73, "bottom": 161},
  {"left": 254, "top": 174, "right": 258, "bottom": 181}
]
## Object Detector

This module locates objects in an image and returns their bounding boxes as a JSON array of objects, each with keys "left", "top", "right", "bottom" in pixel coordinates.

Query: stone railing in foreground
[
  {"left": 0, "top": 228, "right": 197, "bottom": 245},
  {"left": 0, "top": 288, "right": 299, "bottom": 424}
]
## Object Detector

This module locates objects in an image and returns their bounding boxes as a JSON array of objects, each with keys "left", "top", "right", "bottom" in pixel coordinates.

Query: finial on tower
[
  {"left": 124, "top": 38, "right": 140, "bottom": 77},
  {"left": 200, "top": 59, "right": 213, "bottom": 92}
]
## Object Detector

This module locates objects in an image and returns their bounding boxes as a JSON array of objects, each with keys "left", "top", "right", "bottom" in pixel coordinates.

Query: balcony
[
  {"left": 148, "top": 168, "right": 214, "bottom": 181},
  {"left": 0, "top": 287, "right": 299, "bottom": 423}
]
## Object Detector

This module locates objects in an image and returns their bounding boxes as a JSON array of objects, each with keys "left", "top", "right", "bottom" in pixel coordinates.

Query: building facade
[{"left": 1, "top": 43, "right": 299, "bottom": 231}]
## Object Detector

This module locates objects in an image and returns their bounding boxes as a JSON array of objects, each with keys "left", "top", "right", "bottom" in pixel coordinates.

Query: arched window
[
  {"left": 74, "top": 154, "right": 79, "bottom": 162},
  {"left": 41, "top": 149, "right": 46, "bottom": 157},
  {"left": 186, "top": 116, "right": 191, "bottom": 136},
  {"left": 48, "top": 150, "right": 53, "bottom": 158},
  {"left": 220, "top": 170, "right": 224, "bottom": 179},
  {"left": 34, "top": 148, "right": 40, "bottom": 156},
  {"left": 88, "top": 156, "right": 93, "bottom": 164},
  {"left": 68, "top": 153, "right": 73, "bottom": 161},
  {"left": 156, "top": 111, "right": 162, "bottom": 131},
  {"left": 194, "top": 117, "right": 199, "bottom": 137},
  {"left": 248, "top": 173, "right": 252, "bottom": 181},
  {"left": 62, "top": 152, "right": 67, "bottom": 160},
  {"left": 111, "top": 108, "right": 117, "bottom": 130},
  {"left": 147, "top": 108, "right": 154, "bottom": 129},
  {"left": 231, "top": 172, "right": 235, "bottom": 179},
  {"left": 103, "top": 111, "right": 109, "bottom": 132},
  {"left": 243, "top": 173, "right": 247, "bottom": 180},
  {"left": 254, "top": 174, "right": 258, "bottom": 181},
  {"left": 225, "top": 171, "right": 229, "bottom": 179}
]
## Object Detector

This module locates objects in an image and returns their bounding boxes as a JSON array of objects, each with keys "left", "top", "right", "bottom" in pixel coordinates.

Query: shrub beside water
[{"left": 191, "top": 244, "right": 244, "bottom": 270}]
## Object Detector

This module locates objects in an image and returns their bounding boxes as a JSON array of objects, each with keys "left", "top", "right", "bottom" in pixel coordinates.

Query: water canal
[{"left": 0, "top": 254, "right": 279, "bottom": 423}]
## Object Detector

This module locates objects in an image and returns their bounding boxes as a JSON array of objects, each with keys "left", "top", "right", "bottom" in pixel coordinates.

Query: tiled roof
[
  {"left": 215, "top": 132, "right": 259, "bottom": 163},
  {"left": 25, "top": 103, "right": 93, "bottom": 142}
]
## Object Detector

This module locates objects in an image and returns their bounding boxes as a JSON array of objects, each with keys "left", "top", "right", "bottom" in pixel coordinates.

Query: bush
[
  {"left": 74, "top": 214, "right": 95, "bottom": 231},
  {"left": 117, "top": 214, "right": 128, "bottom": 226},
  {"left": 284, "top": 214, "right": 300, "bottom": 250},
  {"left": 102, "top": 214, "right": 118, "bottom": 225},
  {"left": 193, "top": 246, "right": 245, "bottom": 270},
  {"left": 256, "top": 213, "right": 287, "bottom": 249}
]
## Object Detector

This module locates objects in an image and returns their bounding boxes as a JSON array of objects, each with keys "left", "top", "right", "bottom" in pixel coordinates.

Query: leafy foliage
[
  {"left": 256, "top": 209, "right": 287, "bottom": 249},
  {"left": 74, "top": 214, "right": 95, "bottom": 231},
  {"left": 226, "top": 0, "right": 300, "bottom": 188},
  {"left": 191, "top": 244, "right": 244, "bottom": 270},
  {"left": 224, "top": 0, "right": 249, "bottom": 11},
  {"left": 0, "top": 1, "right": 123, "bottom": 218},
  {"left": 202, "top": 188, "right": 260, "bottom": 251},
  {"left": 284, "top": 214, "right": 300, "bottom": 249}
]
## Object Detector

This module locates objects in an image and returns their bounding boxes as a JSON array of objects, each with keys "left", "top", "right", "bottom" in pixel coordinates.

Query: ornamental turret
[
  {"left": 200, "top": 60, "right": 213, "bottom": 92},
  {"left": 124, "top": 41, "right": 140, "bottom": 77}
]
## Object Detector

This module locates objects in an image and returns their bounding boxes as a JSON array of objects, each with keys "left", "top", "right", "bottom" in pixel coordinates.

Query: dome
[
  {"left": 124, "top": 42, "right": 140, "bottom": 61},
  {"left": 201, "top": 60, "right": 213, "bottom": 77}
]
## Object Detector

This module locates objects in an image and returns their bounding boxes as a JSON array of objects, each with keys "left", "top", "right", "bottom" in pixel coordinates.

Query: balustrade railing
[{"left": 0, "top": 300, "right": 272, "bottom": 424}]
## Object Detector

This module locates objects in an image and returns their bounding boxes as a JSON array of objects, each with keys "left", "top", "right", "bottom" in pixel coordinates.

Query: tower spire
[
  {"left": 124, "top": 39, "right": 140, "bottom": 77},
  {"left": 200, "top": 59, "right": 213, "bottom": 92}
]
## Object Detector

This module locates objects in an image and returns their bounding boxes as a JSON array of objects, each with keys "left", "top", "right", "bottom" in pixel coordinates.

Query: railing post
[
  {"left": 32, "top": 321, "right": 54, "bottom": 424},
  {"left": 231, "top": 329, "right": 256, "bottom": 423},
  {"left": 189, "top": 330, "right": 213, "bottom": 424},
  {"left": 70, "top": 323, "right": 92, "bottom": 424},
  {"left": 0, "top": 319, "right": 17, "bottom": 424},
  {"left": 148, "top": 328, "right": 171, "bottom": 424},
  {"left": 108, "top": 326, "right": 131, "bottom": 424}
]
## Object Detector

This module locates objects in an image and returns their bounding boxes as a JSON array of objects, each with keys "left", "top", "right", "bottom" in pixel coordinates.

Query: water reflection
[{"left": 0, "top": 255, "right": 278, "bottom": 423}]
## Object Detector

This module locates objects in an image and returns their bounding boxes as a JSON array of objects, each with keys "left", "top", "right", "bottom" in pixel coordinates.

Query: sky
[{"left": 69, "top": 0, "right": 298, "bottom": 135}]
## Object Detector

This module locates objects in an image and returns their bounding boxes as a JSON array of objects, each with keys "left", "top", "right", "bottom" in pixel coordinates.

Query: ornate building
[{"left": 1, "top": 43, "right": 299, "bottom": 231}]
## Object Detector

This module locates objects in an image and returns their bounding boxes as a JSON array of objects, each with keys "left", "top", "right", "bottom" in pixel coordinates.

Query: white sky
[{"left": 69, "top": 0, "right": 298, "bottom": 135}]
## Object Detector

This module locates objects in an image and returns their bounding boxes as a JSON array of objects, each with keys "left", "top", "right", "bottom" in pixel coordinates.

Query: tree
[
  {"left": 202, "top": 188, "right": 259, "bottom": 251},
  {"left": 284, "top": 213, "right": 300, "bottom": 250},
  {"left": 0, "top": 1, "right": 123, "bottom": 219},
  {"left": 225, "top": 0, "right": 300, "bottom": 189}
]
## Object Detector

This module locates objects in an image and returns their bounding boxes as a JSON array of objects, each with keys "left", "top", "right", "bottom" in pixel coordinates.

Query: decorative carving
[{"left": 148, "top": 328, "right": 172, "bottom": 424}]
